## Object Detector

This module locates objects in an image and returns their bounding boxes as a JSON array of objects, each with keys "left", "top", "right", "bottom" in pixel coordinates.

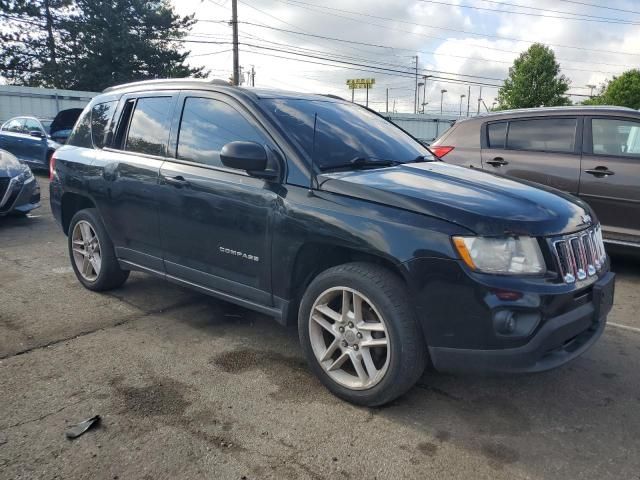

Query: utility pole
[
  {"left": 459, "top": 94, "right": 466, "bottom": 116},
  {"left": 414, "top": 55, "right": 419, "bottom": 114},
  {"left": 586, "top": 84, "right": 596, "bottom": 97},
  {"left": 422, "top": 76, "right": 427, "bottom": 113},
  {"left": 440, "top": 89, "right": 447, "bottom": 114},
  {"left": 231, "top": 0, "right": 240, "bottom": 86},
  {"left": 466, "top": 85, "right": 471, "bottom": 117},
  {"left": 250, "top": 65, "right": 255, "bottom": 87},
  {"left": 477, "top": 86, "right": 483, "bottom": 115},
  {"left": 386, "top": 88, "right": 389, "bottom": 113},
  {"left": 366, "top": 84, "right": 369, "bottom": 108}
]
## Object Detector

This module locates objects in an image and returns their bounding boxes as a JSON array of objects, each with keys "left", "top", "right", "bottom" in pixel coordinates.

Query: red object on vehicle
[
  {"left": 49, "top": 152, "right": 57, "bottom": 181},
  {"left": 429, "top": 146, "right": 454, "bottom": 159}
]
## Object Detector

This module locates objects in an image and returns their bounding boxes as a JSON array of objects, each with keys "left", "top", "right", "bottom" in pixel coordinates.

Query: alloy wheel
[
  {"left": 309, "top": 287, "right": 391, "bottom": 390},
  {"left": 71, "top": 220, "right": 102, "bottom": 281}
]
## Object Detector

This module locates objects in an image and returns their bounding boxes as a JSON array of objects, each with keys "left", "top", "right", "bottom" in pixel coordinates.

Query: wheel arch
[
  {"left": 283, "top": 242, "right": 413, "bottom": 325},
  {"left": 61, "top": 192, "right": 96, "bottom": 235}
]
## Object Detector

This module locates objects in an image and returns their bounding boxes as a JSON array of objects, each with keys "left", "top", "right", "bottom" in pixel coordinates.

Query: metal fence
[
  {"left": 0, "top": 85, "right": 97, "bottom": 123},
  {"left": 382, "top": 112, "right": 458, "bottom": 144}
]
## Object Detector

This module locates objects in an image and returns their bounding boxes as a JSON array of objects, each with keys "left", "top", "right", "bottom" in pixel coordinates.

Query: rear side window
[
  {"left": 124, "top": 97, "right": 173, "bottom": 157},
  {"left": 91, "top": 101, "right": 117, "bottom": 149},
  {"left": 177, "top": 97, "right": 266, "bottom": 167},
  {"left": 592, "top": 118, "right": 640, "bottom": 157},
  {"left": 487, "top": 122, "right": 507, "bottom": 148},
  {"left": 66, "top": 107, "right": 92, "bottom": 148},
  {"left": 507, "top": 118, "right": 576, "bottom": 153},
  {"left": 24, "top": 118, "right": 43, "bottom": 134}
]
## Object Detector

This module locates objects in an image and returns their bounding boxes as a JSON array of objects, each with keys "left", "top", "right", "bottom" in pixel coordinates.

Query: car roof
[
  {"left": 100, "top": 78, "right": 344, "bottom": 103},
  {"left": 456, "top": 105, "right": 640, "bottom": 124}
]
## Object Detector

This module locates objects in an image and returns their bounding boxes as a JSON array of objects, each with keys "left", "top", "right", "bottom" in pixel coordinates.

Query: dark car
[
  {"left": 0, "top": 109, "right": 83, "bottom": 170},
  {"left": 50, "top": 79, "right": 615, "bottom": 406},
  {"left": 0, "top": 116, "right": 61, "bottom": 170},
  {"left": 430, "top": 106, "right": 640, "bottom": 249},
  {"left": 0, "top": 149, "right": 40, "bottom": 216}
]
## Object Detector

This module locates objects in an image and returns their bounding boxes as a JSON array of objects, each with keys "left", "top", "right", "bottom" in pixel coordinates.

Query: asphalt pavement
[{"left": 1, "top": 173, "right": 639, "bottom": 480}]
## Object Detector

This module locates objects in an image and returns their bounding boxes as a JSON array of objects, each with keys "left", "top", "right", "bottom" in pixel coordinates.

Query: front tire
[
  {"left": 68, "top": 208, "right": 129, "bottom": 291},
  {"left": 298, "top": 262, "right": 427, "bottom": 406}
]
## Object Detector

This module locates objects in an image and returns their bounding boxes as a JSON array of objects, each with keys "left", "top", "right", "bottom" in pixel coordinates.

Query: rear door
[
  {"left": 480, "top": 116, "right": 582, "bottom": 194},
  {"left": 94, "top": 93, "right": 177, "bottom": 271},
  {"left": 580, "top": 116, "right": 640, "bottom": 242},
  {"left": 157, "top": 91, "right": 279, "bottom": 304}
]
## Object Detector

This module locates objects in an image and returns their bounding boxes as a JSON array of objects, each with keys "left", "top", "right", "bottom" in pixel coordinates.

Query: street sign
[{"left": 347, "top": 78, "right": 375, "bottom": 89}]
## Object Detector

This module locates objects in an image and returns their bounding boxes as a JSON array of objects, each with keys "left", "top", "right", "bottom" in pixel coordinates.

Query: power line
[
  {"left": 225, "top": 20, "right": 632, "bottom": 74},
  {"left": 553, "top": 0, "right": 640, "bottom": 16},
  {"left": 419, "top": 0, "right": 640, "bottom": 25},
  {"left": 276, "top": 0, "right": 640, "bottom": 57},
  {"left": 473, "top": 0, "right": 640, "bottom": 23}
]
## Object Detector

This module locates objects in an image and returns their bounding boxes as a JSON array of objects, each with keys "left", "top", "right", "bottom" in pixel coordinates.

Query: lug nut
[
  {"left": 353, "top": 344, "right": 359, "bottom": 351},
  {"left": 341, "top": 340, "right": 348, "bottom": 347},
  {"left": 338, "top": 326, "right": 345, "bottom": 333},
  {"left": 356, "top": 332, "right": 362, "bottom": 339},
  {"left": 348, "top": 322, "right": 354, "bottom": 328}
]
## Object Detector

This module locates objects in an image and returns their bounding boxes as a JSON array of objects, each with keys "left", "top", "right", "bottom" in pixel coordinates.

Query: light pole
[
  {"left": 422, "top": 75, "right": 431, "bottom": 113},
  {"left": 459, "top": 94, "right": 466, "bottom": 116},
  {"left": 586, "top": 84, "right": 596, "bottom": 97},
  {"left": 440, "top": 89, "right": 447, "bottom": 114},
  {"left": 417, "top": 82, "right": 424, "bottom": 115}
]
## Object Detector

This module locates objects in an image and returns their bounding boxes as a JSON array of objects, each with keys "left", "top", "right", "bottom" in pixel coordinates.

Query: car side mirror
[
  {"left": 220, "top": 141, "right": 274, "bottom": 178},
  {"left": 29, "top": 130, "right": 45, "bottom": 139}
]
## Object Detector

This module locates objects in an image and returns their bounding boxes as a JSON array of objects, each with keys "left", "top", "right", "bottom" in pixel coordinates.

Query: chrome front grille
[{"left": 552, "top": 225, "right": 606, "bottom": 283}]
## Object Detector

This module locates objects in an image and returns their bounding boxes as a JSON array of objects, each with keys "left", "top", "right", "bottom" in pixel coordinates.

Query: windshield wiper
[{"left": 321, "top": 156, "right": 399, "bottom": 172}]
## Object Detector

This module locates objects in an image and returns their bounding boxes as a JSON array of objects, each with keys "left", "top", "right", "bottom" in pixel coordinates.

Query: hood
[
  {"left": 0, "top": 149, "right": 25, "bottom": 177},
  {"left": 50, "top": 108, "right": 83, "bottom": 134},
  {"left": 318, "top": 162, "right": 592, "bottom": 237}
]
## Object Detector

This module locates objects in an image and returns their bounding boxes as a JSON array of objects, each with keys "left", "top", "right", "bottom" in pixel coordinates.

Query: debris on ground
[{"left": 65, "top": 415, "right": 101, "bottom": 440}]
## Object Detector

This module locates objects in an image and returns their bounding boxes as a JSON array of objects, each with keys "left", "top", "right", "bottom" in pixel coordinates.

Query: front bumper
[
  {"left": 428, "top": 271, "right": 615, "bottom": 373},
  {"left": 0, "top": 176, "right": 40, "bottom": 216}
]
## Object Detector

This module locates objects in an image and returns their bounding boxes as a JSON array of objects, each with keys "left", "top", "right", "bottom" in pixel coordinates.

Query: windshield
[
  {"left": 260, "top": 98, "right": 432, "bottom": 170},
  {"left": 40, "top": 120, "right": 52, "bottom": 134}
]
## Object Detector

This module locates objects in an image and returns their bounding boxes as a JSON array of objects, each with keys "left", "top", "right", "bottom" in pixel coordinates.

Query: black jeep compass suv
[{"left": 50, "top": 79, "right": 615, "bottom": 406}]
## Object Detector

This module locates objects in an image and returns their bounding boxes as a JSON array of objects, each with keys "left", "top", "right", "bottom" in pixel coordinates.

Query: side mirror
[
  {"left": 220, "top": 141, "right": 268, "bottom": 172},
  {"left": 29, "top": 130, "right": 45, "bottom": 139}
]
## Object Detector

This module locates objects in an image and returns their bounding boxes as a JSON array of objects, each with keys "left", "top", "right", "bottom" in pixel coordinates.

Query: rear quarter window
[
  {"left": 440, "top": 120, "right": 480, "bottom": 148},
  {"left": 66, "top": 107, "right": 92, "bottom": 148},
  {"left": 91, "top": 101, "right": 118, "bottom": 149}
]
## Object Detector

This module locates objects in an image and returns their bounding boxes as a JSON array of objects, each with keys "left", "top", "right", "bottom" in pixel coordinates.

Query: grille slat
[{"left": 552, "top": 225, "right": 606, "bottom": 283}]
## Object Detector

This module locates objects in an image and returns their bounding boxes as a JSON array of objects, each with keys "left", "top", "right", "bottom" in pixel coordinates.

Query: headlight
[
  {"left": 453, "top": 236, "right": 546, "bottom": 274},
  {"left": 17, "top": 166, "right": 34, "bottom": 183}
]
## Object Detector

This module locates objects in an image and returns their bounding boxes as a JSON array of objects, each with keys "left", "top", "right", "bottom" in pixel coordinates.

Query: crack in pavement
[
  {"left": 0, "top": 297, "right": 198, "bottom": 361},
  {"left": 1, "top": 399, "right": 85, "bottom": 431}
]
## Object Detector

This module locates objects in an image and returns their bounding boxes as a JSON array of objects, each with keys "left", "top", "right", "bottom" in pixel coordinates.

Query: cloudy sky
[{"left": 172, "top": 0, "right": 640, "bottom": 115}]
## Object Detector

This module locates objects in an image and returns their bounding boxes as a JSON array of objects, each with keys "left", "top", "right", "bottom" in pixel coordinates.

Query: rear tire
[
  {"left": 68, "top": 208, "right": 129, "bottom": 291},
  {"left": 298, "top": 262, "right": 427, "bottom": 406}
]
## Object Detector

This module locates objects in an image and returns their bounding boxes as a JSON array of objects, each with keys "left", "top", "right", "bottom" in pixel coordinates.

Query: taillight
[
  {"left": 429, "top": 146, "right": 454, "bottom": 159},
  {"left": 49, "top": 152, "right": 57, "bottom": 180}
]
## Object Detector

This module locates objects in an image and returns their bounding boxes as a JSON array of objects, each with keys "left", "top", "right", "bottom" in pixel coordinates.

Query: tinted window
[
  {"left": 125, "top": 97, "right": 173, "bottom": 157},
  {"left": 177, "top": 97, "right": 266, "bottom": 167},
  {"left": 507, "top": 118, "right": 576, "bottom": 153},
  {"left": 66, "top": 107, "right": 92, "bottom": 148},
  {"left": 40, "top": 120, "right": 52, "bottom": 134},
  {"left": 91, "top": 101, "right": 117, "bottom": 149},
  {"left": 487, "top": 122, "right": 506, "bottom": 148},
  {"left": 261, "top": 98, "right": 431, "bottom": 169},
  {"left": 3, "top": 118, "right": 25, "bottom": 133},
  {"left": 592, "top": 118, "right": 640, "bottom": 157}
]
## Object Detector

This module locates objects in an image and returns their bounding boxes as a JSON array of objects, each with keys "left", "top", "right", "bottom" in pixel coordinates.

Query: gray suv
[{"left": 431, "top": 106, "right": 640, "bottom": 249}]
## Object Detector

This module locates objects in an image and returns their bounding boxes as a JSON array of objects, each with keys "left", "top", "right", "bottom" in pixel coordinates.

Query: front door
[
  {"left": 481, "top": 117, "right": 582, "bottom": 194},
  {"left": 22, "top": 118, "right": 48, "bottom": 166},
  {"left": 157, "top": 92, "right": 279, "bottom": 304},
  {"left": 580, "top": 116, "right": 640, "bottom": 242}
]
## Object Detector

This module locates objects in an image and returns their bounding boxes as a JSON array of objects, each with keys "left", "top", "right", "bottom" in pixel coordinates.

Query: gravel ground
[{"left": 1, "top": 173, "right": 639, "bottom": 480}]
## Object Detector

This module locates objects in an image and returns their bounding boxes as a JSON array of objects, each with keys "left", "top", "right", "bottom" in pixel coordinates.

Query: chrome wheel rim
[
  {"left": 309, "top": 287, "right": 390, "bottom": 390},
  {"left": 71, "top": 220, "right": 102, "bottom": 282}
]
